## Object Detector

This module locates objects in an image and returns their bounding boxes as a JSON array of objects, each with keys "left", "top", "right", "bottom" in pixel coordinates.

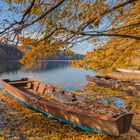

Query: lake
[
  {"left": 0, "top": 60, "right": 95, "bottom": 90},
  {"left": 0, "top": 60, "right": 126, "bottom": 108}
]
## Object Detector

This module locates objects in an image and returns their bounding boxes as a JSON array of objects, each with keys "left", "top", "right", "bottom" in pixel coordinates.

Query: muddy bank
[{"left": 86, "top": 75, "right": 140, "bottom": 95}]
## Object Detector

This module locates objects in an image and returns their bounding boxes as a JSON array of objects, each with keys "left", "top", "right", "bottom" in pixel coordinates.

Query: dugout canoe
[{"left": 1, "top": 78, "right": 134, "bottom": 136}]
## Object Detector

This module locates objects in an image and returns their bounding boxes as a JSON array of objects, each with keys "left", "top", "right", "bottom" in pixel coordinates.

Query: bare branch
[
  {"left": 69, "top": 30, "right": 140, "bottom": 40},
  {"left": 19, "top": 0, "right": 36, "bottom": 24},
  {"left": 25, "top": 0, "right": 66, "bottom": 27},
  {"left": 82, "top": 0, "right": 138, "bottom": 30}
]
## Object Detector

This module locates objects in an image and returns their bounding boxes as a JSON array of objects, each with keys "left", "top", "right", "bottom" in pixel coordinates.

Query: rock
[
  {"left": 135, "top": 83, "right": 140, "bottom": 90},
  {"left": 87, "top": 76, "right": 140, "bottom": 95}
]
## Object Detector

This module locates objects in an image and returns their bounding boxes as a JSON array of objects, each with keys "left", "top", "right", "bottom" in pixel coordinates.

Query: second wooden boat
[
  {"left": 115, "top": 68, "right": 140, "bottom": 74},
  {"left": 97, "top": 69, "right": 140, "bottom": 80},
  {"left": 1, "top": 78, "right": 134, "bottom": 136}
]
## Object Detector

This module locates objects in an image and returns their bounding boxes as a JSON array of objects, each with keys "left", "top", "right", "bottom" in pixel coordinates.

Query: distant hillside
[
  {"left": 0, "top": 44, "right": 23, "bottom": 60},
  {"left": 48, "top": 51, "right": 84, "bottom": 60},
  {"left": 0, "top": 44, "right": 84, "bottom": 60}
]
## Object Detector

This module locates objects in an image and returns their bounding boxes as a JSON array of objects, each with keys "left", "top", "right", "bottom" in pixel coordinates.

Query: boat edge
[{"left": 4, "top": 87, "right": 106, "bottom": 135}]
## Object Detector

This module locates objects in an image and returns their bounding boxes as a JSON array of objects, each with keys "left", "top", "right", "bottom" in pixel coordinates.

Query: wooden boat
[
  {"left": 1, "top": 78, "right": 134, "bottom": 136},
  {"left": 115, "top": 68, "right": 140, "bottom": 74},
  {"left": 97, "top": 69, "right": 140, "bottom": 80}
]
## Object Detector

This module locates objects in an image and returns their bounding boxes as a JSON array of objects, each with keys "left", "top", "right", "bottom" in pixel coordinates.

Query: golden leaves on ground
[{"left": 0, "top": 89, "right": 127, "bottom": 140}]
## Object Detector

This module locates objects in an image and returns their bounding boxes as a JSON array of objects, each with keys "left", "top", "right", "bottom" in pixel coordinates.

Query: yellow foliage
[
  {"left": 2, "top": 0, "right": 139, "bottom": 69},
  {"left": 72, "top": 1, "right": 140, "bottom": 70}
]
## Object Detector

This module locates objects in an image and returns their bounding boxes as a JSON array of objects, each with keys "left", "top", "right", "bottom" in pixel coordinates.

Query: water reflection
[
  {"left": 100, "top": 97, "right": 125, "bottom": 108},
  {"left": 0, "top": 60, "right": 95, "bottom": 90},
  {"left": 0, "top": 61, "right": 21, "bottom": 74},
  {"left": 31, "top": 60, "right": 71, "bottom": 72}
]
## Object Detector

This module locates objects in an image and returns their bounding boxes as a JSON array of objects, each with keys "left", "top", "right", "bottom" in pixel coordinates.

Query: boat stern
[{"left": 115, "top": 112, "right": 134, "bottom": 135}]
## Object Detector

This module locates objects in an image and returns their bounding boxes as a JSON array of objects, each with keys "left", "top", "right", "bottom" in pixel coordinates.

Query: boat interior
[
  {"left": 4, "top": 78, "right": 78, "bottom": 103},
  {"left": 3, "top": 78, "right": 131, "bottom": 117}
]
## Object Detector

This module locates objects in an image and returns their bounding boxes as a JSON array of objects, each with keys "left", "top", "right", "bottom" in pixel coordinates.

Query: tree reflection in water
[{"left": 0, "top": 60, "right": 94, "bottom": 90}]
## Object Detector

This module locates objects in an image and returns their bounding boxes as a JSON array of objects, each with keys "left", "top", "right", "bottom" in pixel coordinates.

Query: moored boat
[
  {"left": 97, "top": 69, "right": 140, "bottom": 80},
  {"left": 115, "top": 68, "right": 140, "bottom": 74},
  {"left": 1, "top": 78, "right": 134, "bottom": 136}
]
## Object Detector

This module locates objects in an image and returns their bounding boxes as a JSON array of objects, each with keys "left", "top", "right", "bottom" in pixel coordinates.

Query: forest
[{"left": 0, "top": 44, "right": 22, "bottom": 60}]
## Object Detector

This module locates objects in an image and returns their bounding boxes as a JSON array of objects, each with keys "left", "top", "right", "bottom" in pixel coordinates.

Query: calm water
[
  {"left": 0, "top": 60, "right": 125, "bottom": 108},
  {"left": 0, "top": 60, "right": 95, "bottom": 90}
]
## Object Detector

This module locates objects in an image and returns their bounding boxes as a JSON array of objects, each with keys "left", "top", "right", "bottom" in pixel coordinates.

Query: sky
[{"left": 72, "top": 41, "right": 96, "bottom": 55}]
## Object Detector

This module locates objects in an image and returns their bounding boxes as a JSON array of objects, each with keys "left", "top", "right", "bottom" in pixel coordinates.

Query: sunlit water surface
[{"left": 0, "top": 60, "right": 95, "bottom": 90}]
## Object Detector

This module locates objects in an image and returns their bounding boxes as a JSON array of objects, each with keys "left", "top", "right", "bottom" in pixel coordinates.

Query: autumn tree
[
  {"left": 72, "top": 0, "right": 140, "bottom": 70},
  {"left": 0, "top": 0, "right": 139, "bottom": 68}
]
